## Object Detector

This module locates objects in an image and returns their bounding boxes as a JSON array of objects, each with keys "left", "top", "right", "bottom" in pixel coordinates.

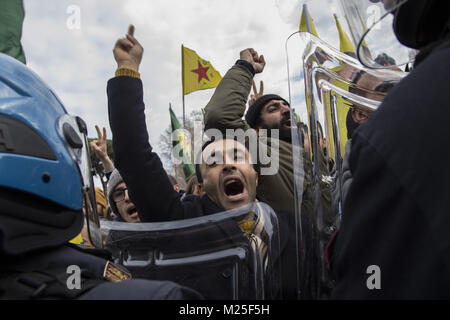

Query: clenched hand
[
  {"left": 113, "top": 25, "right": 143, "bottom": 71},
  {"left": 240, "top": 48, "right": 266, "bottom": 74}
]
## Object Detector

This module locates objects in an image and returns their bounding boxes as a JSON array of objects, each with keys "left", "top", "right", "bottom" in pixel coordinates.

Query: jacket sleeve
[
  {"left": 107, "top": 76, "right": 186, "bottom": 222},
  {"left": 203, "top": 64, "right": 253, "bottom": 132}
]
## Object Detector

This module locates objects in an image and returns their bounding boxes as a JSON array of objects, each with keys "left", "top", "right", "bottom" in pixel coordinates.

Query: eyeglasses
[{"left": 112, "top": 188, "right": 128, "bottom": 202}]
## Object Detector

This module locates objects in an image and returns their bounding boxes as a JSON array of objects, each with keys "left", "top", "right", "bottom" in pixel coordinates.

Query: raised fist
[{"left": 240, "top": 48, "right": 266, "bottom": 74}]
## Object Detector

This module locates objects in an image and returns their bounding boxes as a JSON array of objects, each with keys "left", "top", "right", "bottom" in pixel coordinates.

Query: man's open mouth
[
  {"left": 284, "top": 118, "right": 292, "bottom": 128},
  {"left": 127, "top": 205, "right": 138, "bottom": 218},
  {"left": 223, "top": 175, "right": 246, "bottom": 201}
]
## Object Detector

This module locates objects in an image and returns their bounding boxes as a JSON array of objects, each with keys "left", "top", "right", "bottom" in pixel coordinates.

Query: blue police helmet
[{"left": 0, "top": 53, "right": 101, "bottom": 254}]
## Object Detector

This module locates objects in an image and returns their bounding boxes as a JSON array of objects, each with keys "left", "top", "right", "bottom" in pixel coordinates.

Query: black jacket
[
  {"left": 331, "top": 42, "right": 450, "bottom": 299},
  {"left": 0, "top": 244, "right": 202, "bottom": 299}
]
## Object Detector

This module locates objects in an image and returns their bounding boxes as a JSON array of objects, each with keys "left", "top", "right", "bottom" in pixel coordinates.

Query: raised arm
[
  {"left": 90, "top": 125, "right": 114, "bottom": 173},
  {"left": 204, "top": 48, "right": 265, "bottom": 132},
  {"left": 107, "top": 25, "right": 186, "bottom": 222}
]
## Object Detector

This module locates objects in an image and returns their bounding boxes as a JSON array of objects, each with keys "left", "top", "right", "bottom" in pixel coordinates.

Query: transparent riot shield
[
  {"left": 286, "top": 30, "right": 404, "bottom": 299},
  {"left": 101, "top": 202, "right": 283, "bottom": 300}
]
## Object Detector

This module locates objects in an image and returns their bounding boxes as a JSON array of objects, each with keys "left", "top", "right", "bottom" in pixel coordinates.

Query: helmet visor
[
  {"left": 57, "top": 114, "right": 103, "bottom": 248},
  {"left": 340, "top": 0, "right": 415, "bottom": 69}
]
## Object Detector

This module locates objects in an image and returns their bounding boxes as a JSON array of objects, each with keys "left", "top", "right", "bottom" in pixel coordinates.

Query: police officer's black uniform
[
  {"left": 331, "top": 0, "right": 450, "bottom": 299},
  {"left": 0, "top": 188, "right": 202, "bottom": 300}
]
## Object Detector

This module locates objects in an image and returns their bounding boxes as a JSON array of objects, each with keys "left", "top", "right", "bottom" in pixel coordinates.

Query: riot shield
[
  {"left": 286, "top": 30, "right": 404, "bottom": 299},
  {"left": 57, "top": 114, "right": 103, "bottom": 248},
  {"left": 101, "top": 201, "right": 283, "bottom": 300}
]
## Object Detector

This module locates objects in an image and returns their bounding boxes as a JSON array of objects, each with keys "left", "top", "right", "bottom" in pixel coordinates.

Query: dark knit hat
[
  {"left": 106, "top": 169, "right": 124, "bottom": 218},
  {"left": 245, "top": 94, "right": 290, "bottom": 128}
]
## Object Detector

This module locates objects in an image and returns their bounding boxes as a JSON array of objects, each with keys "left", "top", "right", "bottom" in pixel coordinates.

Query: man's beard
[{"left": 261, "top": 115, "right": 292, "bottom": 143}]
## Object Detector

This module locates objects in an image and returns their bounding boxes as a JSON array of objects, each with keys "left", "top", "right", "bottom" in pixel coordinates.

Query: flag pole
[
  {"left": 182, "top": 95, "right": 186, "bottom": 128},
  {"left": 169, "top": 102, "right": 175, "bottom": 177},
  {"left": 173, "top": 162, "right": 178, "bottom": 181},
  {"left": 181, "top": 44, "right": 186, "bottom": 128}
]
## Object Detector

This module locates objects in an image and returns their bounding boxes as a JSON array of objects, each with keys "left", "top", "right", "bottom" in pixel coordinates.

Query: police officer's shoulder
[{"left": 68, "top": 242, "right": 113, "bottom": 261}]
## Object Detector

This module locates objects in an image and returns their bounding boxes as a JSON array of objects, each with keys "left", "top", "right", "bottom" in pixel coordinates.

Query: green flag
[
  {"left": 170, "top": 106, "right": 195, "bottom": 179},
  {"left": 0, "top": 0, "right": 26, "bottom": 64}
]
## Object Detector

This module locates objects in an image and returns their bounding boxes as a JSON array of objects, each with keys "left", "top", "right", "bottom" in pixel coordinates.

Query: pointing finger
[{"left": 128, "top": 24, "right": 135, "bottom": 37}]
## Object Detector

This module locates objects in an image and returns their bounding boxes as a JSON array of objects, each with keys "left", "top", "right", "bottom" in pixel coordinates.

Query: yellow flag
[
  {"left": 299, "top": 4, "right": 319, "bottom": 37},
  {"left": 355, "top": 8, "right": 371, "bottom": 57},
  {"left": 182, "top": 45, "right": 222, "bottom": 95},
  {"left": 334, "top": 14, "right": 356, "bottom": 57},
  {"left": 330, "top": 11, "right": 355, "bottom": 158},
  {"left": 300, "top": 3, "right": 318, "bottom": 123}
]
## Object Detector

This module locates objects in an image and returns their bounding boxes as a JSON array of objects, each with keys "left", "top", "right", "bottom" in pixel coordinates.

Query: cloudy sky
[{"left": 21, "top": 0, "right": 349, "bottom": 176}]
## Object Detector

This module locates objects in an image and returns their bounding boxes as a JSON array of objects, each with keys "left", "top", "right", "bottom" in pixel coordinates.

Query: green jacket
[{"left": 204, "top": 64, "right": 313, "bottom": 215}]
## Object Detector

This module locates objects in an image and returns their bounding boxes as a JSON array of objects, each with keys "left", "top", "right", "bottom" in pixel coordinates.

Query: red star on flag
[{"left": 191, "top": 61, "right": 210, "bottom": 82}]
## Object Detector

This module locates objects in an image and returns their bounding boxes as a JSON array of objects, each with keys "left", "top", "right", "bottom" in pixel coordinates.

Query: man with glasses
[{"left": 107, "top": 169, "right": 140, "bottom": 223}]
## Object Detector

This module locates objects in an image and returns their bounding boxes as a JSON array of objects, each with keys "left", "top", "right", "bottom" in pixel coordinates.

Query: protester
[
  {"left": 90, "top": 125, "right": 115, "bottom": 180},
  {"left": 332, "top": 71, "right": 398, "bottom": 209},
  {"left": 0, "top": 51, "right": 203, "bottom": 300},
  {"left": 248, "top": 80, "right": 264, "bottom": 107},
  {"left": 106, "top": 168, "right": 186, "bottom": 223},
  {"left": 331, "top": 0, "right": 450, "bottom": 299},
  {"left": 203, "top": 48, "right": 314, "bottom": 219},
  {"left": 107, "top": 169, "right": 140, "bottom": 223}
]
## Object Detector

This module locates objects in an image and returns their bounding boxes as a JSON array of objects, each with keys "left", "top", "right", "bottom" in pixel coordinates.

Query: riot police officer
[
  {"left": 331, "top": 0, "right": 450, "bottom": 298},
  {"left": 0, "top": 52, "right": 202, "bottom": 300}
]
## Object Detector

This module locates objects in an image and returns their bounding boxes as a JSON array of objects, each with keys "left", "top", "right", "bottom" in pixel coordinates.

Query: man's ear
[
  {"left": 351, "top": 109, "right": 359, "bottom": 122},
  {"left": 196, "top": 183, "right": 204, "bottom": 195}
]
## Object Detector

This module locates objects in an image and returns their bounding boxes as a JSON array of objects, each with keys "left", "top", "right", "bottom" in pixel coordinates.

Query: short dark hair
[{"left": 195, "top": 134, "right": 260, "bottom": 183}]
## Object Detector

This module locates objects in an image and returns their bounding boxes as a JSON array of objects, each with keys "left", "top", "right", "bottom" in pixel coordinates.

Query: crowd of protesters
[{"left": 2, "top": 0, "right": 450, "bottom": 300}]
